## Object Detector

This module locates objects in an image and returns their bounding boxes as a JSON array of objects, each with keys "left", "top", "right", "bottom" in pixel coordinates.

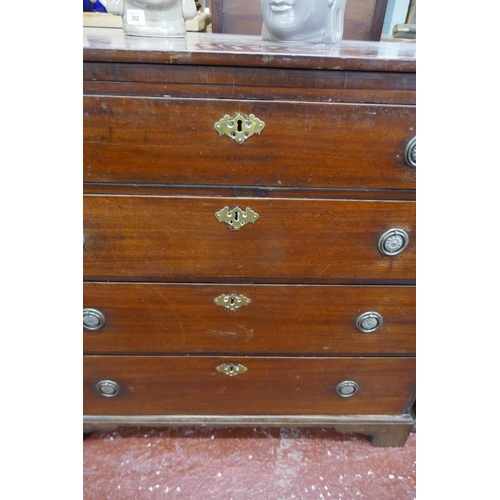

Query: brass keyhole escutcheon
[
  {"left": 216, "top": 363, "right": 248, "bottom": 377},
  {"left": 214, "top": 113, "right": 265, "bottom": 144},
  {"left": 215, "top": 206, "right": 259, "bottom": 231},
  {"left": 214, "top": 293, "right": 251, "bottom": 312}
]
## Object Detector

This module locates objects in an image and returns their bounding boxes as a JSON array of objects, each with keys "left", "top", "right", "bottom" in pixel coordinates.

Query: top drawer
[{"left": 83, "top": 96, "right": 416, "bottom": 189}]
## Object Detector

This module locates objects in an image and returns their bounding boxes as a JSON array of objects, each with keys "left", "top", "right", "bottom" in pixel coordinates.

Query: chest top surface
[{"left": 83, "top": 28, "right": 416, "bottom": 72}]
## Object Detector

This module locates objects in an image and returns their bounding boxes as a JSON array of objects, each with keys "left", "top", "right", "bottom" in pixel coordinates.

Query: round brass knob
[
  {"left": 356, "top": 311, "right": 383, "bottom": 333},
  {"left": 405, "top": 136, "right": 416, "bottom": 168},
  {"left": 336, "top": 381, "right": 359, "bottom": 398},
  {"left": 83, "top": 308, "right": 106, "bottom": 330},
  {"left": 96, "top": 380, "right": 120, "bottom": 397},
  {"left": 378, "top": 228, "right": 409, "bottom": 256}
]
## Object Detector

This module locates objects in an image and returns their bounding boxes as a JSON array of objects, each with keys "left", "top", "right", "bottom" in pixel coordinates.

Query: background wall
[{"left": 382, "top": 0, "right": 412, "bottom": 35}]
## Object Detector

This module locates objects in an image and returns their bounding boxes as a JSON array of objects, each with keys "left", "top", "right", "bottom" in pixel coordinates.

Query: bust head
[
  {"left": 101, "top": 0, "right": 197, "bottom": 37},
  {"left": 260, "top": 0, "right": 346, "bottom": 44}
]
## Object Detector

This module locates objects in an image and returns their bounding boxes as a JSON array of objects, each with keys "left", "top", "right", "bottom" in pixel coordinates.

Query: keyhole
[
  {"left": 228, "top": 210, "right": 239, "bottom": 227},
  {"left": 230, "top": 297, "right": 235, "bottom": 305},
  {"left": 237, "top": 119, "right": 243, "bottom": 132}
]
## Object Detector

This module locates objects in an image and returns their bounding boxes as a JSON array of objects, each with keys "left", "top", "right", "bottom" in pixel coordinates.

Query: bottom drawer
[{"left": 84, "top": 356, "right": 415, "bottom": 417}]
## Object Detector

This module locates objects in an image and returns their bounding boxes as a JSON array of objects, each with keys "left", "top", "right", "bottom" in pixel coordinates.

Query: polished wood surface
[
  {"left": 83, "top": 195, "right": 415, "bottom": 282},
  {"left": 84, "top": 283, "right": 415, "bottom": 355},
  {"left": 84, "top": 97, "right": 415, "bottom": 189},
  {"left": 83, "top": 63, "right": 415, "bottom": 104},
  {"left": 83, "top": 29, "right": 416, "bottom": 72},
  {"left": 211, "top": 0, "right": 389, "bottom": 42},
  {"left": 84, "top": 356, "right": 415, "bottom": 416}
]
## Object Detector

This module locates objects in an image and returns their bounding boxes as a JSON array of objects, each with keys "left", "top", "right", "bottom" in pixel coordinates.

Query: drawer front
[
  {"left": 83, "top": 195, "right": 415, "bottom": 282},
  {"left": 83, "top": 96, "right": 416, "bottom": 189},
  {"left": 84, "top": 356, "right": 415, "bottom": 416},
  {"left": 83, "top": 283, "right": 415, "bottom": 355}
]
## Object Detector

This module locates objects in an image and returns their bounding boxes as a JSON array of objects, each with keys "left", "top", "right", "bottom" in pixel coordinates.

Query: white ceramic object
[
  {"left": 261, "top": 0, "right": 347, "bottom": 44},
  {"left": 100, "top": 0, "right": 197, "bottom": 37}
]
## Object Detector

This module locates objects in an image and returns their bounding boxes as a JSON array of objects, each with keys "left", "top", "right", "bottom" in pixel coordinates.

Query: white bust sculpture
[
  {"left": 100, "top": 0, "right": 197, "bottom": 37},
  {"left": 260, "top": 0, "right": 347, "bottom": 44}
]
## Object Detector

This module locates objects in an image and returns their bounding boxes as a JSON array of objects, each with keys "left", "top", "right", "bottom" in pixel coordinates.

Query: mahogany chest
[{"left": 83, "top": 28, "right": 416, "bottom": 446}]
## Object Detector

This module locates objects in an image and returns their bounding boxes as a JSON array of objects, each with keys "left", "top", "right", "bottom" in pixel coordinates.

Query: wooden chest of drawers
[{"left": 83, "top": 29, "right": 416, "bottom": 447}]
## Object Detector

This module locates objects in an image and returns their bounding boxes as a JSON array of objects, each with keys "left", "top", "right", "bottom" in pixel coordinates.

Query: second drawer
[
  {"left": 83, "top": 195, "right": 415, "bottom": 282},
  {"left": 83, "top": 283, "right": 415, "bottom": 355}
]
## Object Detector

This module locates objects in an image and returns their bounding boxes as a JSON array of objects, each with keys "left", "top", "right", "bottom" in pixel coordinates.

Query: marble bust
[
  {"left": 100, "top": 0, "right": 197, "bottom": 37},
  {"left": 260, "top": 0, "right": 347, "bottom": 44}
]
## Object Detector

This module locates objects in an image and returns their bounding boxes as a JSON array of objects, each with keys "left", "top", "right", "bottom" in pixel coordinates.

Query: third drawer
[{"left": 83, "top": 283, "right": 415, "bottom": 355}]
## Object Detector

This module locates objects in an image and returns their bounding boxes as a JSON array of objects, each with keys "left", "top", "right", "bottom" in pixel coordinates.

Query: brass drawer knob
[
  {"left": 216, "top": 363, "right": 248, "bottom": 377},
  {"left": 215, "top": 206, "right": 259, "bottom": 230},
  {"left": 214, "top": 113, "right": 265, "bottom": 144},
  {"left": 214, "top": 293, "right": 251, "bottom": 312},
  {"left": 96, "top": 380, "right": 120, "bottom": 397},
  {"left": 356, "top": 311, "right": 383, "bottom": 333},
  {"left": 378, "top": 228, "right": 409, "bottom": 256},
  {"left": 405, "top": 136, "right": 416, "bottom": 168},
  {"left": 336, "top": 381, "right": 359, "bottom": 398},
  {"left": 83, "top": 308, "right": 106, "bottom": 330}
]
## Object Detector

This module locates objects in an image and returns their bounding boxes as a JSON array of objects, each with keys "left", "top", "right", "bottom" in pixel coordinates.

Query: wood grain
[
  {"left": 83, "top": 355, "right": 415, "bottom": 416},
  {"left": 83, "top": 195, "right": 416, "bottom": 282},
  {"left": 84, "top": 97, "right": 416, "bottom": 189},
  {"left": 83, "top": 63, "right": 416, "bottom": 104},
  {"left": 83, "top": 283, "right": 415, "bottom": 355},
  {"left": 83, "top": 29, "right": 416, "bottom": 73}
]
